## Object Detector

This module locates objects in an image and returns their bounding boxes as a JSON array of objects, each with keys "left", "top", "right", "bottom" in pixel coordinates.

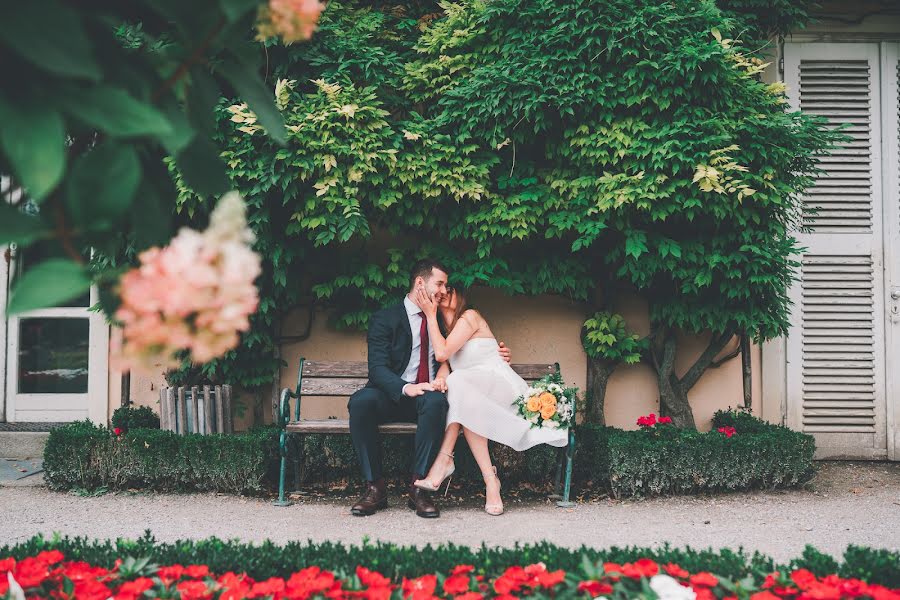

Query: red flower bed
[{"left": 1, "top": 551, "right": 898, "bottom": 600}]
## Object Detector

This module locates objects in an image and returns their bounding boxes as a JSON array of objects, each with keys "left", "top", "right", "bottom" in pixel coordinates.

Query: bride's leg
[
  {"left": 461, "top": 427, "right": 502, "bottom": 508},
  {"left": 420, "top": 422, "right": 459, "bottom": 486}
]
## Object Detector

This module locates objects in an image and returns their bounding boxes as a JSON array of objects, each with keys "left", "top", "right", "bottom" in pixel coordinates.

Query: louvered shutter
[{"left": 784, "top": 42, "right": 888, "bottom": 459}]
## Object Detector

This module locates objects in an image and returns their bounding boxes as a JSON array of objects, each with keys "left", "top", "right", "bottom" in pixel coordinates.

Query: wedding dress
[{"left": 446, "top": 337, "right": 568, "bottom": 450}]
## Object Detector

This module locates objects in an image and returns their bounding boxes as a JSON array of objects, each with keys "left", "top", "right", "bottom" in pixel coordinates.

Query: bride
[{"left": 412, "top": 285, "right": 568, "bottom": 515}]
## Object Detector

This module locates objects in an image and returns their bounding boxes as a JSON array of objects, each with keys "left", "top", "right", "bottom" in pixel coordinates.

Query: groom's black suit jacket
[{"left": 366, "top": 302, "right": 442, "bottom": 403}]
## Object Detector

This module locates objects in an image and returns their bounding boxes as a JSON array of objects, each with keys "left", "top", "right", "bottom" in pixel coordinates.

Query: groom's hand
[
  {"left": 498, "top": 341, "right": 512, "bottom": 363},
  {"left": 403, "top": 382, "right": 435, "bottom": 397}
]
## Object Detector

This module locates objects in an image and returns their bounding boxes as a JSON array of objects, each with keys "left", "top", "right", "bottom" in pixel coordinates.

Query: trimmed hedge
[
  {"left": 1, "top": 534, "right": 897, "bottom": 588},
  {"left": 43, "top": 421, "right": 278, "bottom": 494},
  {"left": 43, "top": 411, "right": 815, "bottom": 498},
  {"left": 606, "top": 410, "right": 817, "bottom": 497}
]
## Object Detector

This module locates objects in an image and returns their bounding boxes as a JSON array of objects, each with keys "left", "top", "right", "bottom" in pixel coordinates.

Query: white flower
[
  {"left": 8, "top": 573, "right": 25, "bottom": 600},
  {"left": 650, "top": 574, "right": 696, "bottom": 600},
  {"left": 529, "top": 415, "right": 539, "bottom": 424},
  {"left": 545, "top": 420, "right": 559, "bottom": 429}
]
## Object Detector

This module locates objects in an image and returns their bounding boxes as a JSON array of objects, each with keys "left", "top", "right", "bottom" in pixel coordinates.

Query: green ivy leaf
[
  {"left": 218, "top": 58, "right": 287, "bottom": 144},
  {"left": 175, "top": 135, "right": 230, "bottom": 196},
  {"left": 7, "top": 259, "right": 92, "bottom": 315}
]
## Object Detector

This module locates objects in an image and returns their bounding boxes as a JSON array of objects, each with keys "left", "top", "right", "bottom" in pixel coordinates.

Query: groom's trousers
[{"left": 348, "top": 386, "right": 449, "bottom": 482}]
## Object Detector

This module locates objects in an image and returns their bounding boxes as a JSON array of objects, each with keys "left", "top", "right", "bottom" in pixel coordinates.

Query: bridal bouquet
[{"left": 514, "top": 372, "right": 578, "bottom": 430}]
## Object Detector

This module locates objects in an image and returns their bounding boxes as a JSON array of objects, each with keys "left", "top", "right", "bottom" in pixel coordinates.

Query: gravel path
[{"left": 2, "top": 462, "right": 898, "bottom": 563}]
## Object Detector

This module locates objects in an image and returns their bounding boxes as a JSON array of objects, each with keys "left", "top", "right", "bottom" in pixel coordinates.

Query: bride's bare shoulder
[{"left": 462, "top": 309, "right": 488, "bottom": 328}]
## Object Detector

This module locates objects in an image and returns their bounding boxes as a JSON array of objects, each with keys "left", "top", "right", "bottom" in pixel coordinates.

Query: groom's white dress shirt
[{"left": 401, "top": 295, "right": 436, "bottom": 393}]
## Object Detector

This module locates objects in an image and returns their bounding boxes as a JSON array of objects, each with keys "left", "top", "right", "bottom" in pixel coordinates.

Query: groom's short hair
[{"left": 409, "top": 258, "right": 449, "bottom": 290}]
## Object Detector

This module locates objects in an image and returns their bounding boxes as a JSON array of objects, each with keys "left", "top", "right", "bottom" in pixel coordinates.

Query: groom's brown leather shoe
[
  {"left": 408, "top": 486, "right": 440, "bottom": 518},
  {"left": 351, "top": 480, "right": 387, "bottom": 516}
]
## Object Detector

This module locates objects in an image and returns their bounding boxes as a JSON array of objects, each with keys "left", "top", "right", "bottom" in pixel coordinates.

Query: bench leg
[
  {"left": 273, "top": 429, "right": 292, "bottom": 507},
  {"left": 548, "top": 446, "right": 565, "bottom": 500},
  {"left": 556, "top": 429, "right": 576, "bottom": 508}
]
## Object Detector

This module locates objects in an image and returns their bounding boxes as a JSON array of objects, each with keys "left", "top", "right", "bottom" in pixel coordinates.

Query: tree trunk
[
  {"left": 651, "top": 325, "right": 697, "bottom": 430},
  {"left": 585, "top": 357, "right": 612, "bottom": 425}
]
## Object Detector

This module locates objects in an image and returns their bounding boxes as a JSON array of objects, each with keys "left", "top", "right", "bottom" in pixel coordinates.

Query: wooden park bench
[{"left": 274, "top": 358, "right": 576, "bottom": 508}]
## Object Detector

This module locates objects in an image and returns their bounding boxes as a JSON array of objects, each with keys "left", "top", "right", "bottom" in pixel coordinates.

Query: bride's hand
[
  {"left": 432, "top": 376, "right": 448, "bottom": 393},
  {"left": 414, "top": 287, "right": 438, "bottom": 317}
]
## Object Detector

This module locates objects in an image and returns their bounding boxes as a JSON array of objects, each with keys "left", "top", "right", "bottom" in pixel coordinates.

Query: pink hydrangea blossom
[
  {"left": 257, "top": 0, "right": 325, "bottom": 43},
  {"left": 112, "top": 192, "right": 262, "bottom": 372}
]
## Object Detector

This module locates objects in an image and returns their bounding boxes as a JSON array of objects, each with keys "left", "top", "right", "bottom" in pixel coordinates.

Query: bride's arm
[{"left": 415, "top": 288, "right": 475, "bottom": 362}]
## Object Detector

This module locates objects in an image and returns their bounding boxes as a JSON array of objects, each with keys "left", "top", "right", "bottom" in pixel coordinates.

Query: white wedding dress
[{"left": 446, "top": 337, "right": 568, "bottom": 451}]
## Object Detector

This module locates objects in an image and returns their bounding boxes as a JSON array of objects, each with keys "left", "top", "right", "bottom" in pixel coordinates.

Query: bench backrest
[{"left": 295, "top": 360, "right": 558, "bottom": 397}]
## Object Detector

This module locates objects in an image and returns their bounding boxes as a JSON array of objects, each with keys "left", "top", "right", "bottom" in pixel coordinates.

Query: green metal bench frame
[{"left": 274, "top": 358, "right": 575, "bottom": 507}]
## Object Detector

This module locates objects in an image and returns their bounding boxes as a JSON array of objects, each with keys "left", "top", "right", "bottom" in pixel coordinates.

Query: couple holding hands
[{"left": 348, "top": 259, "right": 568, "bottom": 518}]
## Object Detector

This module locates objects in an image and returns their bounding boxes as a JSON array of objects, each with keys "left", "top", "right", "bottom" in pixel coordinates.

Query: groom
[{"left": 348, "top": 258, "right": 511, "bottom": 518}]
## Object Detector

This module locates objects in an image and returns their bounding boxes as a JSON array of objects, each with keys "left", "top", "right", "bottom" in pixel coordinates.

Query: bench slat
[
  {"left": 300, "top": 361, "right": 557, "bottom": 381},
  {"left": 301, "top": 378, "right": 369, "bottom": 396},
  {"left": 286, "top": 419, "right": 416, "bottom": 434}
]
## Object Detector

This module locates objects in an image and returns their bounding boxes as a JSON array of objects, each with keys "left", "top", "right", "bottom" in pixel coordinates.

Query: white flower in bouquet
[
  {"left": 545, "top": 420, "right": 559, "bottom": 428},
  {"left": 650, "top": 574, "right": 696, "bottom": 600}
]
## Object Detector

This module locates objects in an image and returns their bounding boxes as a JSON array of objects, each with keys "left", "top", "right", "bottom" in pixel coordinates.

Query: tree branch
[
  {"left": 709, "top": 342, "right": 741, "bottom": 369},
  {"left": 678, "top": 328, "right": 736, "bottom": 391},
  {"left": 152, "top": 16, "right": 227, "bottom": 103}
]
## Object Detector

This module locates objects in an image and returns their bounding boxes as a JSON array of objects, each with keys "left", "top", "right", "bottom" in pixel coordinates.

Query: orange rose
[
  {"left": 539, "top": 392, "right": 557, "bottom": 410},
  {"left": 540, "top": 405, "right": 557, "bottom": 420},
  {"left": 526, "top": 396, "right": 542, "bottom": 412}
]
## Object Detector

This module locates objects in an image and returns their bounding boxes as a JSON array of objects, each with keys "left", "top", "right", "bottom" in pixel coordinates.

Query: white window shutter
[{"left": 784, "top": 42, "right": 888, "bottom": 459}]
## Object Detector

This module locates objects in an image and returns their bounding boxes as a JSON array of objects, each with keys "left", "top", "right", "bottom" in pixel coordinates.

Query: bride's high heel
[
  {"left": 414, "top": 451, "right": 455, "bottom": 496},
  {"left": 483, "top": 466, "right": 504, "bottom": 516}
]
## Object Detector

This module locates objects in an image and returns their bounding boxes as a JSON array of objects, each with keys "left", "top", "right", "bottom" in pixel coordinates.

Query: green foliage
[
  {"left": 0, "top": 1, "right": 286, "bottom": 315},
  {"left": 607, "top": 411, "right": 817, "bottom": 497},
  {"left": 110, "top": 405, "right": 161, "bottom": 433},
  {"left": 43, "top": 421, "right": 278, "bottom": 495},
  {"left": 171, "top": 0, "right": 840, "bottom": 391},
  {"left": 2, "top": 533, "right": 898, "bottom": 589},
  {"left": 581, "top": 312, "right": 646, "bottom": 364}
]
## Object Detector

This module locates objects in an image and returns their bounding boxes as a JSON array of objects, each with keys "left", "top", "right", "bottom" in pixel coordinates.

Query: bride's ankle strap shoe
[
  {"left": 413, "top": 451, "right": 456, "bottom": 495},
  {"left": 482, "top": 466, "right": 504, "bottom": 516}
]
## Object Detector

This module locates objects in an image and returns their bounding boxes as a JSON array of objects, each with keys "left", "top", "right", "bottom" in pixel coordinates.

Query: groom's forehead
[{"left": 429, "top": 268, "right": 448, "bottom": 282}]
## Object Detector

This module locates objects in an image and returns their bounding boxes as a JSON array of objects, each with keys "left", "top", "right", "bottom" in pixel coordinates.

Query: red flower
[
  {"left": 637, "top": 413, "right": 658, "bottom": 427},
  {"left": 62, "top": 560, "right": 109, "bottom": 581},
  {"left": 73, "top": 578, "right": 113, "bottom": 600},
  {"left": 750, "top": 593, "right": 782, "bottom": 600},
  {"left": 444, "top": 575, "right": 471, "bottom": 595},
  {"left": 664, "top": 563, "right": 689, "bottom": 578},
  {"left": 35, "top": 550, "right": 64, "bottom": 565},
  {"left": 357, "top": 566, "right": 391, "bottom": 589},
  {"left": 0, "top": 557, "right": 16, "bottom": 575},
  {"left": 790, "top": 568, "right": 817, "bottom": 590},
  {"left": 363, "top": 586, "right": 393, "bottom": 600},
  {"left": 114, "top": 577, "right": 155, "bottom": 600},
  {"left": 621, "top": 558, "right": 658, "bottom": 579},
  {"left": 694, "top": 588, "right": 717, "bottom": 600},
  {"left": 536, "top": 570, "right": 565, "bottom": 588},
  {"left": 114, "top": 427, "right": 123, "bottom": 436},
  {"left": 452, "top": 565, "right": 475, "bottom": 576},
  {"left": 454, "top": 593, "right": 483, "bottom": 600},
  {"left": 865, "top": 583, "right": 900, "bottom": 600},
  {"left": 12, "top": 556, "right": 50, "bottom": 588},
  {"left": 658, "top": 416, "right": 673, "bottom": 424},
  {"left": 285, "top": 567, "right": 339, "bottom": 600},
  {"left": 717, "top": 426, "right": 736, "bottom": 438},
  {"left": 218, "top": 571, "right": 253, "bottom": 600},
  {"left": 689, "top": 572, "right": 719, "bottom": 588},
  {"left": 249, "top": 576, "right": 286, "bottom": 598},
  {"left": 578, "top": 580, "right": 613, "bottom": 596},
  {"left": 402, "top": 574, "right": 437, "bottom": 600},
  {"left": 185, "top": 564, "right": 211, "bottom": 579},
  {"left": 158, "top": 564, "right": 186, "bottom": 584},
  {"left": 602, "top": 562, "right": 622, "bottom": 581},
  {"left": 178, "top": 579, "right": 213, "bottom": 600}
]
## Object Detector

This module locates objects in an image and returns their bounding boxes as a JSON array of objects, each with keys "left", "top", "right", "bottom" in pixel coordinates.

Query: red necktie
[{"left": 415, "top": 312, "right": 430, "bottom": 384}]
